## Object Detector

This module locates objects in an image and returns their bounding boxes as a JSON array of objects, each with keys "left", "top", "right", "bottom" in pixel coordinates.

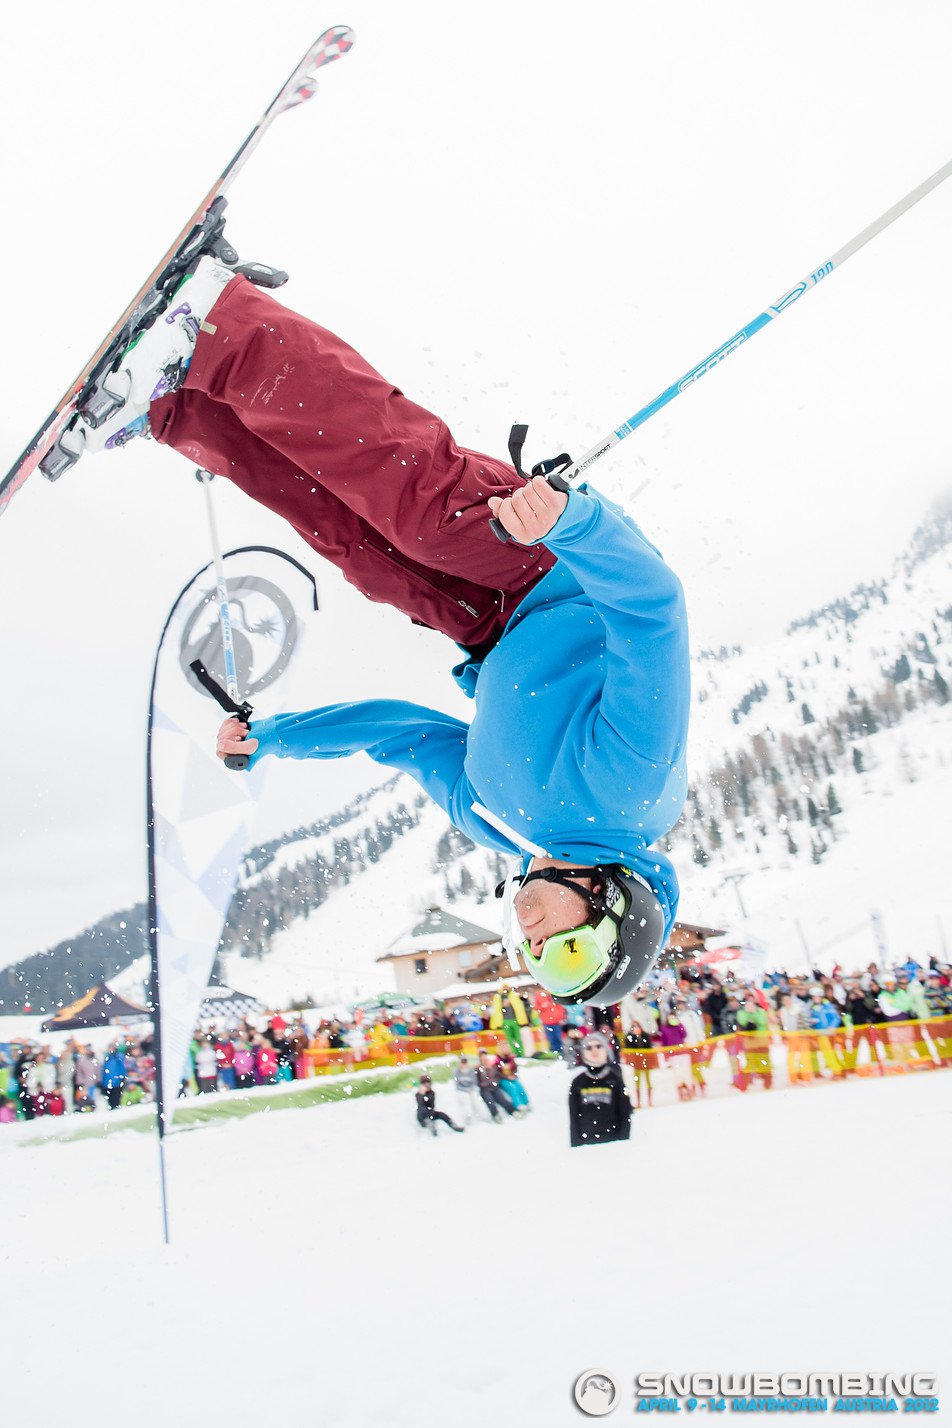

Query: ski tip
[
  {"left": 314, "top": 25, "right": 355, "bottom": 63},
  {"left": 281, "top": 26, "right": 355, "bottom": 112}
]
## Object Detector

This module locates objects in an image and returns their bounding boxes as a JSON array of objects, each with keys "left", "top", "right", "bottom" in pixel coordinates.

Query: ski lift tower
[{"left": 721, "top": 869, "right": 751, "bottom": 921}]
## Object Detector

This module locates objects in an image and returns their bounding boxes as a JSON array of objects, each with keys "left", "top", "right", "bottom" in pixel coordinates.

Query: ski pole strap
[
  {"left": 189, "top": 659, "right": 253, "bottom": 722},
  {"left": 190, "top": 660, "right": 253, "bottom": 772},
  {"left": 490, "top": 423, "right": 575, "bottom": 543},
  {"left": 507, "top": 423, "right": 530, "bottom": 478}
]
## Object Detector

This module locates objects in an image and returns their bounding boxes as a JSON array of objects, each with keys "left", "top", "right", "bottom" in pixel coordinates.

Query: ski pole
[
  {"left": 195, "top": 469, "right": 252, "bottom": 771},
  {"left": 490, "top": 154, "right": 952, "bottom": 540}
]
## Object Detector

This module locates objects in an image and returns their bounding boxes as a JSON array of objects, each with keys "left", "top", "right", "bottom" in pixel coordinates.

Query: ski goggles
[{"left": 521, "top": 918, "right": 618, "bottom": 999}]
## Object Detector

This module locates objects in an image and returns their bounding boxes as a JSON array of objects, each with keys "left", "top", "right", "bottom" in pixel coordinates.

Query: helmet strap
[{"left": 516, "top": 866, "right": 604, "bottom": 922}]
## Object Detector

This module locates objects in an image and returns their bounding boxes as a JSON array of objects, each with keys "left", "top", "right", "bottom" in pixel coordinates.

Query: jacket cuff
[
  {"left": 248, "top": 714, "right": 277, "bottom": 765},
  {"left": 543, "top": 487, "right": 599, "bottom": 548}
]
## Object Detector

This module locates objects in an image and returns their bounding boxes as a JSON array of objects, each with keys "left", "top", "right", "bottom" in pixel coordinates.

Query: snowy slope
[
  {"left": 2, "top": 1064, "right": 948, "bottom": 1428},
  {"left": 221, "top": 799, "right": 466, "bottom": 1005},
  {"left": 678, "top": 707, "right": 952, "bottom": 969},
  {"left": 689, "top": 510, "right": 952, "bottom": 768}
]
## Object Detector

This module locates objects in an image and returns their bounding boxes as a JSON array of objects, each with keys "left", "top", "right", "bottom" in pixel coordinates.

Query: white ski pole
[
  {"left": 196, "top": 469, "right": 252, "bottom": 770},
  {"left": 491, "top": 155, "right": 952, "bottom": 538}
]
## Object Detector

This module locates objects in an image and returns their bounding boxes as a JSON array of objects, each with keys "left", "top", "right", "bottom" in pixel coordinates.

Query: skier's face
[{"left": 513, "top": 859, "right": 597, "bottom": 956}]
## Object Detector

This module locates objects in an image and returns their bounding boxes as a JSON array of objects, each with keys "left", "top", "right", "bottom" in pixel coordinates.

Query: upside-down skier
[{"left": 68, "top": 242, "right": 691, "bottom": 1008}]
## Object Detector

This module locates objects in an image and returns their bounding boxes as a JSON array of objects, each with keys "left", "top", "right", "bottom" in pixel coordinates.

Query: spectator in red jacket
[
  {"left": 256, "top": 1039, "right": 278, "bottom": 1085},
  {"left": 532, "top": 989, "right": 567, "bottom": 1054}
]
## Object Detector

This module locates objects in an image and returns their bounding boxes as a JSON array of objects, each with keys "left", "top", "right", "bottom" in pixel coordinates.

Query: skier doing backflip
[{"left": 71, "top": 246, "right": 691, "bottom": 1008}]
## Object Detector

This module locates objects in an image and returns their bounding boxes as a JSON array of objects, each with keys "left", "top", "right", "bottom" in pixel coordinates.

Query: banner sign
[{"left": 147, "top": 547, "right": 317, "bottom": 1127}]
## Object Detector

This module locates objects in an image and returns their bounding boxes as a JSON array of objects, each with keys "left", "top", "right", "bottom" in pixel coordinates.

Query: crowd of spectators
[
  {"left": 614, "top": 953, "right": 952, "bottom": 1105},
  {"left": 0, "top": 1037, "right": 156, "bottom": 1122},
  {"left": 2, "top": 955, "right": 948, "bottom": 1125}
]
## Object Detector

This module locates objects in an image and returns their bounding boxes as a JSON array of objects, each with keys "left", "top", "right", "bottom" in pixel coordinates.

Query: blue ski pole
[{"left": 491, "top": 155, "right": 952, "bottom": 539}]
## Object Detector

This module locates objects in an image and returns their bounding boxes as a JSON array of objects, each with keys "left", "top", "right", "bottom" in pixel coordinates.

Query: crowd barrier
[
  {"left": 621, "top": 1016, "right": 952, "bottom": 1092},
  {"left": 301, "top": 1017, "right": 952, "bottom": 1084},
  {"left": 302, "top": 1030, "right": 512, "bottom": 1077}
]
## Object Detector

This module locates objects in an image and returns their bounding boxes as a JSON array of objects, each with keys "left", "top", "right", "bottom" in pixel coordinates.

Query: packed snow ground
[{"left": 3, "top": 1062, "right": 949, "bottom": 1427}]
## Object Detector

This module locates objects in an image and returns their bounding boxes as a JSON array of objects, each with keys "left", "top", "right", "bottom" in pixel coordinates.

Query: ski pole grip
[
  {"left": 489, "top": 515, "right": 513, "bottom": 543},
  {"left": 224, "top": 753, "right": 249, "bottom": 772}
]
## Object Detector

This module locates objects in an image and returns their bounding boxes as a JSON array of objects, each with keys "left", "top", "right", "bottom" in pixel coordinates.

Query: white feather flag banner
[{"left": 147, "top": 546, "right": 317, "bottom": 1128}]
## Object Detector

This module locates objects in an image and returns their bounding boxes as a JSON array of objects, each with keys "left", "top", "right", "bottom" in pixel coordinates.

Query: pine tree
[
  {"left": 860, "top": 701, "right": 879, "bottom": 735},
  {"left": 801, "top": 702, "right": 816, "bottom": 725},
  {"left": 807, "top": 796, "right": 819, "bottom": 826},
  {"left": 692, "top": 838, "right": 710, "bottom": 867},
  {"left": 889, "top": 652, "right": 911, "bottom": 683},
  {"left": 827, "top": 782, "right": 842, "bottom": 815},
  {"left": 785, "top": 829, "right": 799, "bottom": 856},
  {"left": 708, "top": 816, "right": 723, "bottom": 851},
  {"left": 934, "top": 669, "right": 950, "bottom": 705},
  {"left": 852, "top": 746, "right": 864, "bottom": 774}
]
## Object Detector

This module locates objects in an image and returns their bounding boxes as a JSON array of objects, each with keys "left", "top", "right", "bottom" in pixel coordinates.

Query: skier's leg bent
[
  {"left": 152, "top": 277, "right": 555, "bottom": 599},
  {"left": 151, "top": 388, "right": 508, "bottom": 646}
]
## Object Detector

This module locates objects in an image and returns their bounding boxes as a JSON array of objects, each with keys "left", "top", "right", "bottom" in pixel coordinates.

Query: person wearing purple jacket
[{"left": 659, "top": 1008, "right": 692, "bottom": 1100}]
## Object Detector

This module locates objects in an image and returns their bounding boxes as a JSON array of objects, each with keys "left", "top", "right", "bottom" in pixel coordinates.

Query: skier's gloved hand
[
  {"left": 216, "top": 716, "right": 258, "bottom": 762},
  {"left": 487, "top": 474, "right": 568, "bottom": 545}
]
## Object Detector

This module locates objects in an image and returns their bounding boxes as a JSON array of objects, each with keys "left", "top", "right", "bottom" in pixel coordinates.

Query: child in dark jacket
[
  {"left": 569, "top": 1032, "right": 633, "bottom": 1148},
  {"left": 414, "top": 1075, "right": 464, "bottom": 1136}
]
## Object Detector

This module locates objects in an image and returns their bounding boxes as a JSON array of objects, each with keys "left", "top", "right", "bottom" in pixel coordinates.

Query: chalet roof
[
  {"left": 376, "top": 905, "right": 500, "bottom": 961},
  {"left": 672, "top": 921, "right": 727, "bottom": 939}
]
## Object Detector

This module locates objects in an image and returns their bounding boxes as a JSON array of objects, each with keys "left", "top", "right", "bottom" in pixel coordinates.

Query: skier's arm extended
[
  {"left": 218, "top": 700, "right": 513, "bottom": 845},
  {"left": 542, "top": 487, "right": 690, "bottom": 764},
  {"left": 228, "top": 700, "right": 470, "bottom": 812}
]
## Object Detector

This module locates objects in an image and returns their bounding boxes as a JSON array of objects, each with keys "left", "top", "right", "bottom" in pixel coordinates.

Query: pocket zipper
[{"left": 364, "top": 536, "right": 482, "bottom": 618}]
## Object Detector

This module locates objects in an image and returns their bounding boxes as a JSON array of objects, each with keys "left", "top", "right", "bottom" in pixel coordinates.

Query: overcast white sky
[{"left": 1, "top": 0, "right": 951, "bottom": 967}]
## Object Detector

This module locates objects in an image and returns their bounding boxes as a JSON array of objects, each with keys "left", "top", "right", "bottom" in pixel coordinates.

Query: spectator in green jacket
[{"left": 737, "top": 996, "right": 772, "bottom": 1090}]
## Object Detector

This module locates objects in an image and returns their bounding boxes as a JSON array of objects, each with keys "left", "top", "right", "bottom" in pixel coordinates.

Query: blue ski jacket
[
  {"left": 807, "top": 1001, "right": 843, "bottom": 1031},
  {"left": 247, "top": 487, "right": 691, "bottom": 938}
]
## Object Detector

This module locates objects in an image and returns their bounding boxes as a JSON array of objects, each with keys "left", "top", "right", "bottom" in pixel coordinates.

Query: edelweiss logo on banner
[{"left": 180, "top": 574, "right": 299, "bottom": 698}]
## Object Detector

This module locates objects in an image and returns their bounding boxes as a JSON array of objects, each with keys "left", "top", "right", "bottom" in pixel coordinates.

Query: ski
[{"left": 0, "top": 23, "right": 354, "bottom": 520}]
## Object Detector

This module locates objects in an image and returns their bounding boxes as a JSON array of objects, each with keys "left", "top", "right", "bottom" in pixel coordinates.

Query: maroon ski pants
[{"left": 150, "top": 278, "right": 555, "bottom": 652}]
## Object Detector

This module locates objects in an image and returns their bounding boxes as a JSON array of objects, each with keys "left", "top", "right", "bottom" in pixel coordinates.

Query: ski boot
[
  {"left": 44, "top": 198, "right": 287, "bottom": 475},
  {"left": 61, "top": 255, "right": 235, "bottom": 457}
]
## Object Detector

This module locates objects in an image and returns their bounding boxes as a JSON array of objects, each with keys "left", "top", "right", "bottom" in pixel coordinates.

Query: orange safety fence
[
  {"left": 303, "top": 1030, "right": 511, "bottom": 1078},
  {"left": 299, "top": 1017, "right": 952, "bottom": 1087},
  {"left": 620, "top": 1016, "right": 952, "bottom": 1089}
]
